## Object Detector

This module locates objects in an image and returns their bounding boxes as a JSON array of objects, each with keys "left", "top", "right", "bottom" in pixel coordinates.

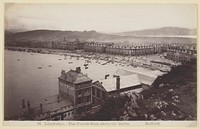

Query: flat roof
[
  {"left": 100, "top": 74, "right": 141, "bottom": 92},
  {"left": 115, "top": 68, "right": 162, "bottom": 86}
]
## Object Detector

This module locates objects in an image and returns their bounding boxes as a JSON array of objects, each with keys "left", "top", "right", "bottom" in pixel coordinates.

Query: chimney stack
[
  {"left": 116, "top": 76, "right": 120, "bottom": 90},
  {"left": 22, "top": 99, "right": 25, "bottom": 109},
  {"left": 57, "top": 96, "right": 60, "bottom": 103},
  {"left": 76, "top": 67, "right": 81, "bottom": 73},
  {"left": 61, "top": 70, "right": 65, "bottom": 76},
  {"left": 105, "top": 74, "right": 109, "bottom": 79},
  {"left": 40, "top": 103, "right": 43, "bottom": 113},
  {"left": 27, "top": 101, "right": 31, "bottom": 112}
]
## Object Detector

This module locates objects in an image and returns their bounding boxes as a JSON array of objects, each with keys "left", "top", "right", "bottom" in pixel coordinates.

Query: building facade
[
  {"left": 166, "top": 47, "right": 196, "bottom": 62},
  {"left": 58, "top": 67, "right": 93, "bottom": 118},
  {"left": 84, "top": 43, "right": 169, "bottom": 56},
  {"left": 84, "top": 42, "right": 107, "bottom": 53}
]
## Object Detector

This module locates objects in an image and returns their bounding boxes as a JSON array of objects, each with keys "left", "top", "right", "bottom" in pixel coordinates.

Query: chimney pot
[
  {"left": 27, "top": 101, "right": 31, "bottom": 112},
  {"left": 22, "top": 99, "right": 25, "bottom": 109},
  {"left": 61, "top": 70, "right": 65, "bottom": 76},
  {"left": 116, "top": 76, "right": 120, "bottom": 90},
  {"left": 57, "top": 96, "right": 60, "bottom": 103},
  {"left": 76, "top": 67, "right": 81, "bottom": 73},
  {"left": 40, "top": 103, "right": 43, "bottom": 113},
  {"left": 105, "top": 74, "right": 109, "bottom": 79}
]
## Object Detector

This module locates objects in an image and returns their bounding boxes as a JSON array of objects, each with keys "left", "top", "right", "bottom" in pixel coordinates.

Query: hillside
[
  {"left": 6, "top": 30, "right": 109, "bottom": 41},
  {"left": 138, "top": 59, "right": 197, "bottom": 120},
  {"left": 5, "top": 27, "right": 197, "bottom": 45},
  {"left": 115, "top": 27, "right": 197, "bottom": 37}
]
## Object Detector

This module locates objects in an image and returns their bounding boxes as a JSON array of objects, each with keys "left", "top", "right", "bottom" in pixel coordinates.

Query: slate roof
[
  {"left": 19, "top": 95, "right": 73, "bottom": 120},
  {"left": 59, "top": 70, "right": 92, "bottom": 84},
  {"left": 92, "top": 81, "right": 106, "bottom": 91}
]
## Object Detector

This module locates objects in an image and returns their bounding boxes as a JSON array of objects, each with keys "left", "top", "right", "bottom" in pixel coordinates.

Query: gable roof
[{"left": 92, "top": 81, "right": 106, "bottom": 91}]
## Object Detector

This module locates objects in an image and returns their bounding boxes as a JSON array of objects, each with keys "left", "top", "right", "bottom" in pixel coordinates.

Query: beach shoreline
[{"left": 5, "top": 46, "right": 177, "bottom": 72}]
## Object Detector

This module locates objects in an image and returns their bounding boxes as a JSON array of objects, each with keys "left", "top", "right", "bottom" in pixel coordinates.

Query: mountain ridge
[
  {"left": 5, "top": 27, "right": 197, "bottom": 44},
  {"left": 114, "top": 27, "right": 197, "bottom": 36}
]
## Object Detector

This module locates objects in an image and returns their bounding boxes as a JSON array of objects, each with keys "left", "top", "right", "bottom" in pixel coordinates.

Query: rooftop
[
  {"left": 92, "top": 81, "right": 106, "bottom": 91},
  {"left": 32, "top": 95, "right": 72, "bottom": 113},
  {"left": 19, "top": 94, "right": 73, "bottom": 120},
  {"left": 115, "top": 68, "right": 161, "bottom": 86},
  {"left": 59, "top": 68, "right": 92, "bottom": 84},
  {"left": 100, "top": 74, "right": 141, "bottom": 92}
]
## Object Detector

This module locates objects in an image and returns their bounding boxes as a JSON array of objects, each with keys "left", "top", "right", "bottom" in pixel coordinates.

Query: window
[
  {"left": 92, "top": 87, "right": 95, "bottom": 96},
  {"left": 77, "top": 97, "right": 82, "bottom": 104},
  {"left": 77, "top": 91, "right": 82, "bottom": 97},
  {"left": 86, "top": 105, "right": 90, "bottom": 111},
  {"left": 92, "top": 99, "right": 95, "bottom": 105},
  {"left": 86, "top": 96, "right": 90, "bottom": 102},
  {"left": 102, "top": 92, "right": 106, "bottom": 99},
  {"left": 97, "top": 89, "right": 100, "bottom": 98}
]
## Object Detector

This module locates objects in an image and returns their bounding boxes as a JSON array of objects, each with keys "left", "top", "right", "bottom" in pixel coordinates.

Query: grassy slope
[{"left": 138, "top": 59, "right": 197, "bottom": 120}]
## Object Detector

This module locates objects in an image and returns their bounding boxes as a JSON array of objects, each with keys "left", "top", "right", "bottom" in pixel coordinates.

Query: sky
[{"left": 5, "top": 3, "right": 197, "bottom": 33}]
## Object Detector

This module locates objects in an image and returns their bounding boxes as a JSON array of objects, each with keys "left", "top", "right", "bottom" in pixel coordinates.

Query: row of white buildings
[
  {"left": 83, "top": 42, "right": 170, "bottom": 56},
  {"left": 166, "top": 47, "right": 196, "bottom": 62}
]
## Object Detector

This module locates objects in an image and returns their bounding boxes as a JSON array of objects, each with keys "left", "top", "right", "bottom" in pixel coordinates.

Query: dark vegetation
[
  {"left": 80, "top": 95, "right": 130, "bottom": 120},
  {"left": 138, "top": 59, "right": 197, "bottom": 120}
]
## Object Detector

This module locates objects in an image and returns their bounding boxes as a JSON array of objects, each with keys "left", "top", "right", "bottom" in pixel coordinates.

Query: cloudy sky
[{"left": 5, "top": 3, "right": 197, "bottom": 33}]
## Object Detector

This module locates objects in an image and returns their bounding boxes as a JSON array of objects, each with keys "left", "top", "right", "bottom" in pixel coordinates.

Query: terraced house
[
  {"left": 85, "top": 43, "right": 168, "bottom": 56},
  {"left": 83, "top": 42, "right": 107, "bottom": 53},
  {"left": 166, "top": 48, "right": 196, "bottom": 62}
]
